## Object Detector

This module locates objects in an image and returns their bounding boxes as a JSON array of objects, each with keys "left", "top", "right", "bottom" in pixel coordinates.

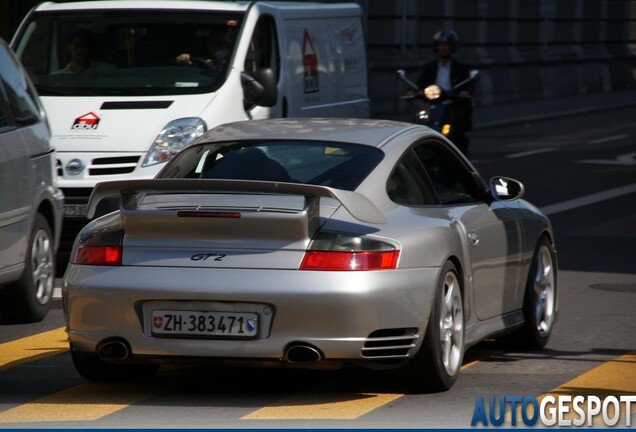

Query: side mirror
[
  {"left": 253, "top": 68, "right": 277, "bottom": 107},
  {"left": 241, "top": 68, "right": 277, "bottom": 110},
  {"left": 489, "top": 176, "right": 524, "bottom": 201}
]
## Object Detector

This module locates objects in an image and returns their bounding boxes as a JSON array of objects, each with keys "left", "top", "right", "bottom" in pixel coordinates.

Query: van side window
[
  {"left": 0, "top": 47, "right": 40, "bottom": 128},
  {"left": 245, "top": 15, "right": 279, "bottom": 80},
  {"left": 414, "top": 142, "right": 483, "bottom": 205}
]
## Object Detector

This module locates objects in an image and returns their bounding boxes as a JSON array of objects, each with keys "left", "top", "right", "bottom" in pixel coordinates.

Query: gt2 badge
[{"left": 191, "top": 253, "right": 226, "bottom": 261}]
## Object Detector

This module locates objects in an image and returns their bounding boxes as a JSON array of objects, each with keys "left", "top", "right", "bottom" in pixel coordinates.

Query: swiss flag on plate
[{"left": 153, "top": 316, "right": 163, "bottom": 329}]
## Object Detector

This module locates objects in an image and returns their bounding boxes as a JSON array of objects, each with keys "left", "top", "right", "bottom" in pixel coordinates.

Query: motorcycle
[{"left": 398, "top": 69, "right": 479, "bottom": 155}]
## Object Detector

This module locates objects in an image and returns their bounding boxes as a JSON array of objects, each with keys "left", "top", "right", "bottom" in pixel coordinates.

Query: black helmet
[{"left": 432, "top": 30, "right": 458, "bottom": 54}]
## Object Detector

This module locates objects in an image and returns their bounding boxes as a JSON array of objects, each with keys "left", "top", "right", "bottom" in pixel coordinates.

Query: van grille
[
  {"left": 89, "top": 156, "right": 140, "bottom": 176},
  {"left": 56, "top": 159, "right": 63, "bottom": 177},
  {"left": 361, "top": 328, "right": 419, "bottom": 359}
]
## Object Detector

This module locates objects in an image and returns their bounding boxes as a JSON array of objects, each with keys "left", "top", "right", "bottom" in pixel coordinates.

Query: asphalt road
[{"left": 0, "top": 107, "right": 634, "bottom": 428}]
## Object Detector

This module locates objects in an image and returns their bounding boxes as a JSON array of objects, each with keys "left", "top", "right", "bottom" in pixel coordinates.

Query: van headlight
[{"left": 142, "top": 118, "right": 206, "bottom": 167}]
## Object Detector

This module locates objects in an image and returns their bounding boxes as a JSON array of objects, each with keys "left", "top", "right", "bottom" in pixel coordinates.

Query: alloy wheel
[
  {"left": 439, "top": 270, "right": 464, "bottom": 376},
  {"left": 31, "top": 229, "right": 54, "bottom": 305},
  {"left": 533, "top": 245, "right": 555, "bottom": 337}
]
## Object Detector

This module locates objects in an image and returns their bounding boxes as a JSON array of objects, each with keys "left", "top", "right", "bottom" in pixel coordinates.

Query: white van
[{"left": 11, "top": 1, "right": 368, "bottom": 217}]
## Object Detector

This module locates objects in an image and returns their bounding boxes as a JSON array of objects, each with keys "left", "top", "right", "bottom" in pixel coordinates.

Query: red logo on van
[
  {"left": 72, "top": 112, "right": 100, "bottom": 130},
  {"left": 303, "top": 29, "right": 319, "bottom": 94}
]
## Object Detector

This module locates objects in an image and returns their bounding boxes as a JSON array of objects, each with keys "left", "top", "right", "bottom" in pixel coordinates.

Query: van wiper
[
  {"left": 37, "top": 86, "right": 145, "bottom": 97},
  {"left": 35, "top": 85, "right": 109, "bottom": 96},
  {"left": 35, "top": 85, "right": 76, "bottom": 96}
]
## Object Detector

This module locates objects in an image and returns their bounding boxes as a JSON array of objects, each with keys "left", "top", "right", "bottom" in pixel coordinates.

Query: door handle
[{"left": 468, "top": 232, "right": 480, "bottom": 247}]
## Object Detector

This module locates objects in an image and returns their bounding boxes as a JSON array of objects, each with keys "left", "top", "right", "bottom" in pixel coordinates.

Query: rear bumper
[{"left": 63, "top": 265, "right": 439, "bottom": 366}]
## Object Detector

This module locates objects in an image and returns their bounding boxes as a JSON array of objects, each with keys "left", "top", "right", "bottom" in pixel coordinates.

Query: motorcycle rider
[{"left": 416, "top": 30, "right": 473, "bottom": 154}]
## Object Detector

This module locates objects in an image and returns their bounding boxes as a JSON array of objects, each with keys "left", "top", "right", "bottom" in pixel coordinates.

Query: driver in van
[
  {"left": 54, "top": 30, "right": 113, "bottom": 74},
  {"left": 175, "top": 31, "right": 230, "bottom": 68}
]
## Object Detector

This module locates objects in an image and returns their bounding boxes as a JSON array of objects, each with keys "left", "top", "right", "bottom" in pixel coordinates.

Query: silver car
[
  {"left": 0, "top": 38, "right": 64, "bottom": 323},
  {"left": 64, "top": 119, "right": 557, "bottom": 392}
]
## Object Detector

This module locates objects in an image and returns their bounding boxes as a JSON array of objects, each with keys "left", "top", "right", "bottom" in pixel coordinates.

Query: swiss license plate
[
  {"left": 151, "top": 310, "right": 258, "bottom": 338},
  {"left": 64, "top": 204, "right": 88, "bottom": 217}
]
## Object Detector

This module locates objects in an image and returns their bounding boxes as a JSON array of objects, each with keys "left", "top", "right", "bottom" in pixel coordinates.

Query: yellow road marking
[
  {"left": 550, "top": 351, "right": 636, "bottom": 396},
  {"left": 507, "top": 351, "right": 636, "bottom": 424},
  {"left": 0, "top": 328, "right": 67, "bottom": 372},
  {"left": 0, "top": 330, "right": 502, "bottom": 423},
  {"left": 242, "top": 391, "right": 402, "bottom": 420},
  {"left": 0, "top": 381, "right": 177, "bottom": 423},
  {"left": 244, "top": 348, "right": 498, "bottom": 421}
]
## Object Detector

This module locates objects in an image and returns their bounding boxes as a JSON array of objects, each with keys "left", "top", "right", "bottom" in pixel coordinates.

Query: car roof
[{"left": 200, "top": 118, "right": 420, "bottom": 148}]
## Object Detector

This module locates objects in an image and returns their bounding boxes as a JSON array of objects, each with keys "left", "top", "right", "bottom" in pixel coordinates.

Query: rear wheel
[
  {"left": 0, "top": 214, "right": 55, "bottom": 323},
  {"left": 396, "top": 261, "right": 464, "bottom": 393},
  {"left": 71, "top": 347, "right": 159, "bottom": 382}
]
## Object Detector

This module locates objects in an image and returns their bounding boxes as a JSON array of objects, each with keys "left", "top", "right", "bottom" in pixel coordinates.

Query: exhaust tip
[
  {"left": 97, "top": 339, "right": 130, "bottom": 361},
  {"left": 286, "top": 344, "right": 322, "bottom": 364}
]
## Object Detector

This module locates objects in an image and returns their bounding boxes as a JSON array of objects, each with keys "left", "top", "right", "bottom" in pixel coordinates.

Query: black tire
[
  {"left": 396, "top": 261, "right": 465, "bottom": 393},
  {"left": 0, "top": 213, "right": 55, "bottom": 323},
  {"left": 71, "top": 347, "right": 159, "bottom": 382},
  {"left": 515, "top": 236, "right": 558, "bottom": 349}
]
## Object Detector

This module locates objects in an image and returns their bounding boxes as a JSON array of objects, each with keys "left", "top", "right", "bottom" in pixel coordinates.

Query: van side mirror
[
  {"left": 253, "top": 68, "right": 277, "bottom": 107},
  {"left": 241, "top": 68, "right": 277, "bottom": 110}
]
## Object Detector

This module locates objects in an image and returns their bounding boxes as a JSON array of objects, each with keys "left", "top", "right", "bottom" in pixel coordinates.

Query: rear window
[{"left": 160, "top": 141, "right": 384, "bottom": 191}]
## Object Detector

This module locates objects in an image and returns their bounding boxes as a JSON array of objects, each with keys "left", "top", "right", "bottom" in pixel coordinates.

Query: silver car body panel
[
  {"left": 64, "top": 265, "right": 439, "bottom": 360},
  {"left": 63, "top": 118, "right": 556, "bottom": 366},
  {"left": 0, "top": 40, "right": 63, "bottom": 285}
]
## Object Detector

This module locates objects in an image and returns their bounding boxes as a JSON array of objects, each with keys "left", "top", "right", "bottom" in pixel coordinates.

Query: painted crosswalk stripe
[
  {"left": 242, "top": 391, "right": 402, "bottom": 420},
  {"left": 243, "top": 347, "right": 498, "bottom": 420},
  {"left": 0, "top": 381, "right": 177, "bottom": 423},
  {"left": 541, "top": 351, "right": 636, "bottom": 425},
  {"left": 507, "top": 351, "right": 636, "bottom": 425},
  {"left": 0, "top": 330, "right": 500, "bottom": 423},
  {"left": 0, "top": 327, "right": 67, "bottom": 371}
]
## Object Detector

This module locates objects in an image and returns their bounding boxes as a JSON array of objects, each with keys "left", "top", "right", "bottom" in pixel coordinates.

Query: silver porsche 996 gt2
[{"left": 63, "top": 119, "right": 558, "bottom": 392}]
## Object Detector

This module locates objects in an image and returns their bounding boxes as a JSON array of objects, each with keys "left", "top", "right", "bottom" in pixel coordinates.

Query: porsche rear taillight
[
  {"left": 300, "top": 250, "right": 399, "bottom": 271},
  {"left": 299, "top": 232, "right": 399, "bottom": 271},
  {"left": 70, "top": 245, "right": 122, "bottom": 266}
]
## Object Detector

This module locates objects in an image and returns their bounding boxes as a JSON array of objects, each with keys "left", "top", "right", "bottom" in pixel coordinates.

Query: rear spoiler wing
[{"left": 87, "top": 179, "right": 386, "bottom": 224}]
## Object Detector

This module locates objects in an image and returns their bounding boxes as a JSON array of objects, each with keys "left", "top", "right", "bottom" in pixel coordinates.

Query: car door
[
  {"left": 0, "top": 47, "right": 26, "bottom": 272},
  {"left": 414, "top": 141, "right": 524, "bottom": 321},
  {"left": 0, "top": 42, "right": 43, "bottom": 275}
]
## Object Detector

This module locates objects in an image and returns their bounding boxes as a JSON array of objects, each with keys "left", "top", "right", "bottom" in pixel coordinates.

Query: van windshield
[{"left": 14, "top": 11, "right": 243, "bottom": 96}]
